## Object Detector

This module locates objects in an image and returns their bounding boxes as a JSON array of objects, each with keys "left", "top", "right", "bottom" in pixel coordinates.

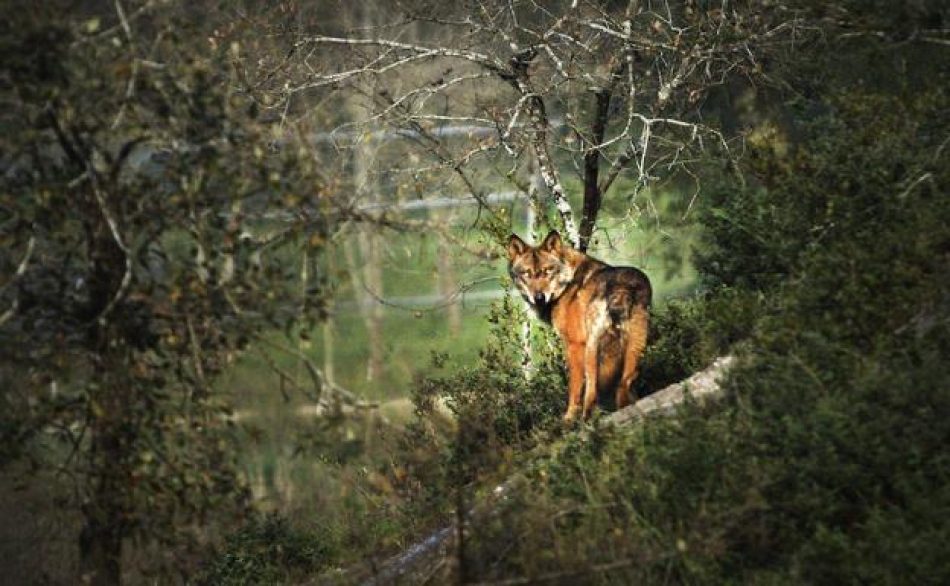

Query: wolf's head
[{"left": 506, "top": 230, "right": 577, "bottom": 307}]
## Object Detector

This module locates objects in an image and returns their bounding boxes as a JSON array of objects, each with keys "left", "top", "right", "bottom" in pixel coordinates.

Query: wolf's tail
[{"left": 607, "top": 289, "right": 633, "bottom": 324}]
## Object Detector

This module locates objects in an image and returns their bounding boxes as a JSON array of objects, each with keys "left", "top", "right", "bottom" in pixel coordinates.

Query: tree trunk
[
  {"left": 520, "top": 165, "right": 545, "bottom": 379},
  {"left": 321, "top": 242, "right": 337, "bottom": 385},
  {"left": 435, "top": 210, "right": 462, "bottom": 336},
  {"left": 342, "top": 233, "right": 385, "bottom": 384},
  {"left": 79, "top": 350, "right": 132, "bottom": 586},
  {"left": 79, "top": 474, "right": 124, "bottom": 585},
  {"left": 79, "top": 205, "right": 130, "bottom": 586},
  {"left": 359, "top": 227, "right": 385, "bottom": 383},
  {"left": 526, "top": 95, "right": 580, "bottom": 247},
  {"left": 345, "top": 46, "right": 386, "bottom": 383},
  {"left": 578, "top": 89, "right": 612, "bottom": 252}
]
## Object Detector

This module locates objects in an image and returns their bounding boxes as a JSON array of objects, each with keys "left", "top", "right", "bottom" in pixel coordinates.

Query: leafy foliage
[
  {"left": 426, "top": 24, "right": 950, "bottom": 584},
  {"left": 0, "top": 2, "right": 329, "bottom": 581},
  {"left": 400, "top": 295, "right": 565, "bottom": 518},
  {"left": 197, "top": 514, "right": 337, "bottom": 585},
  {"left": 639, "top": 286, "right": 760, "bottom": 393}
]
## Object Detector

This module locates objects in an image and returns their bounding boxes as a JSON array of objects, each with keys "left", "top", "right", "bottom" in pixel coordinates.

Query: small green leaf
[{"left": 83, "top": 17, "right": 100, "bottom": 34}]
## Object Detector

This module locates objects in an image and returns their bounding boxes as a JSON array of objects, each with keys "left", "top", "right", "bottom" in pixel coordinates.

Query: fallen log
[
  {"left": 322, "top": 355, "right": 736, "bottom": 585},
  {"left": 606, "top": 355, "right": 736, "bottom": 426}
]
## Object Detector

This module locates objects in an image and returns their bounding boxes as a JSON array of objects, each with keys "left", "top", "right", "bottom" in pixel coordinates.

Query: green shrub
[
  {"left": 347, "top": 24, "right": 950, "bottom": 584},
  {"left": 197, "top": 514, "right": 338, "bottom": 585},
  {"left": 443, "top": 71, "right": 950, "bottom": 585},
  {"left": 400, "top": 294, "right": 566, "bottom": 521},
  {"left": 639, "top": 286, "right": 760, "bottom": 394},
  {"left": 413, "top": 295, "right": 565, "bottom": 438}
]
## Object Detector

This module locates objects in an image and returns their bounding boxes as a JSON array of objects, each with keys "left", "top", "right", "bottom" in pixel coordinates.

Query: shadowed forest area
[{"left": 1, "top": 1, "right": 948, "bottom": 584}]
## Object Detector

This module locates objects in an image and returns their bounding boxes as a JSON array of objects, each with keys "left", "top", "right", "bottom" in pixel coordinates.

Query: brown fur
[{"left": 507, "top": 231, "right": 651, "bottom": 421}]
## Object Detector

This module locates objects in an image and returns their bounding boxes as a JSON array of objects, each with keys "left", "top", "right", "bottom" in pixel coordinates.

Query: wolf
[{"left": 507, "top": 230, "right": 652, "bottom": 421}]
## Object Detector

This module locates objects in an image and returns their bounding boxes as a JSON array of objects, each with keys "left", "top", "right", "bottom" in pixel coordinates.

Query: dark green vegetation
[
  {"left": 399, "top": 9, "right": 950, "bottom": 582},
  {"left": 0, "top": 2, "right": 329, "bottom": 583},
  {"left": 197, "top": 514, "right": 338, "bottom": 585},
  {"left": 2, "top": 1, "right": 948, "bottom": 585},
  {"left": 453, "top": 91, "right": 950, "bottom": 586},
  {"left": 246, "top": 4, "right": 949, "bottom": 582},
  {"left": 216, "top": 62, "right": 950, "bottom": 581}
]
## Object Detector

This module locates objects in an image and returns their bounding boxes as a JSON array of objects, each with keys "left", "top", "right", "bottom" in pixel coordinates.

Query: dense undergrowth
[
  {"left": 200, "top": 9, "right": 950, "bottom": 584},
  {"left": 446, "top": 73, "right": 950, "bottom": 584}
]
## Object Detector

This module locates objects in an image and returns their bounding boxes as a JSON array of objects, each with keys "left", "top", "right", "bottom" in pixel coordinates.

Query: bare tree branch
[{"left": 0, "top": 236, "right": 35, "bottom": 327}]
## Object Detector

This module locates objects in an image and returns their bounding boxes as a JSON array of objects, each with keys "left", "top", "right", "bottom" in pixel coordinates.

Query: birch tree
[{"left": 276, "top": 0, "right": 805, "bottom": 250}]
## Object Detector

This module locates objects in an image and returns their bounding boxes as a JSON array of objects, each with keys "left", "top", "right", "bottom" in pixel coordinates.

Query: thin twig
[{"left": 86, "top": 167, "right": 133, "bottom": 327}]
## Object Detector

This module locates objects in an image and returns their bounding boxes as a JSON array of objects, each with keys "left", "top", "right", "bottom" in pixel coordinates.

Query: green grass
[{"left": 312, "top": 305, "right": 494, "bottom": 400}]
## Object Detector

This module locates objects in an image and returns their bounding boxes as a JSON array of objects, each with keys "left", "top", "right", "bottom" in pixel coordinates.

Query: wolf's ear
[
  {"left": 540, "top": 230, "right": 562, "bottom": 252},
  {"left": 507, "top": 234, "right": 528, "bottom": 260}
]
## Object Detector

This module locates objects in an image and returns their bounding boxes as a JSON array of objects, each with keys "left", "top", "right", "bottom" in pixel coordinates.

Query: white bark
[{"left": 606, "top": 355, "right": 735, "bottom": 426}]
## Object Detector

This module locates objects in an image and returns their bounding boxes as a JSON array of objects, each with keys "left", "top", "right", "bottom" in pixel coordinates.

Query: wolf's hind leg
[
  {"left": 583, "top": 302, "right": 610, "bottom": 419},
  {"left": 616, "top": 306, "right": 649, "bottom": 409}
]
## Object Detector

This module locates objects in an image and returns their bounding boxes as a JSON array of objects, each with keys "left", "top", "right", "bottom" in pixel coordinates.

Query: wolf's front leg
[{"left": 564, "top": 341, "right": 585, "bottom": 422}]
